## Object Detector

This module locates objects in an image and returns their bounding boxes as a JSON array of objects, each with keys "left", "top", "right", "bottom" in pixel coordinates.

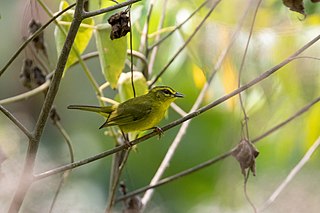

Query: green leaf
[
  {"left": 118, "top": 71, "right": 148, "bottom": 102},
  {"left": 95, "top": 23, "right": 127, "bottom": 89},
  {"left": 54, "top": 1, "right": 94, "bottom": 71}
]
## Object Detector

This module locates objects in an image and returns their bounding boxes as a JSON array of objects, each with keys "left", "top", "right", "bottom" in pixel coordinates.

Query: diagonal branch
[
  {"left": 115, "top": 96, "right": 320, "bottom": 202},
  {"left": 259, "top": 136, "right": 320, "bottom": 212},
  {"left": 0, "top": 3, "right": 76, "bottom": 77},
  {"left": 0, "top": 105, "right": 33, "bottom": 139},
  {"left": 82, "top": 0, "right": 142, "bottom": 19},
  {"left": 149, "top": 0, "right": 222, "bottom": 87},
  {"left": 7, "top": 1, "right": 85, "bottom": 212},
  {"left": 141, "top": 0, "right": 254, "bottom": 207},
  {"left": 33, "top": 33, "right": 320, "bottom": 181}
]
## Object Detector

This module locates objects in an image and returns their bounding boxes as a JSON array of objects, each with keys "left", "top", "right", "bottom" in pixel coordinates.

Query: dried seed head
[{"left": 232, "top": 139, "right": 259, "bottom": 176}]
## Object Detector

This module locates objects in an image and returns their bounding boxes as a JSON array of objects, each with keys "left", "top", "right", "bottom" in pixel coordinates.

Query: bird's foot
[
  {"left": 121, "top": 131, "right": 132, "bottom": 149},
  {"left": 152, "top": 127, "right": 164, "bottom": 139}
]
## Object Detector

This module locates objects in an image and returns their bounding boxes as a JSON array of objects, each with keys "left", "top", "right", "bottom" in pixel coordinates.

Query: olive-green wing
[{"left": 99, "top": 102, "right": 152, "bottom": 128}]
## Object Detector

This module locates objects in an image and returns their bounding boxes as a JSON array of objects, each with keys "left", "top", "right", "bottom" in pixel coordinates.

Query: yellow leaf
[
  {"left": 221, "top": 56, "right": 238, "bottom": 110},
  {"left": 305, "top": 104, "right": 320, "bottom": 148},
  {"left": 192, "top": 64, "right": 206, "bottom": 89}
]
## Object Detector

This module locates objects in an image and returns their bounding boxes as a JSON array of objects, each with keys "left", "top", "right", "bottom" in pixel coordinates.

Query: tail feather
[{"left": 67, "top": 105, "right": 114, "bottom": 117}]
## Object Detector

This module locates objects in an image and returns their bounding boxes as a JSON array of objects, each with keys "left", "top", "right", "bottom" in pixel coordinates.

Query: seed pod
[{"left": 108, "top": 10, "right": 130, "bottom": 40}]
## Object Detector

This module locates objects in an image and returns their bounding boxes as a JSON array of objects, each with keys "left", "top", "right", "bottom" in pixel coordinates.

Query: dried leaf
[
  {"left": 28, "top": 19, "right": 48, "bottom": 57},
  {"left": 282, "top": 0, "right": 306, "bottom": 16},
  {"left": 108, "top": 10, "right": 130, "bottom": 40},
  {"left": 232, "top": 139, "right": 259, "bottom": 176},
  {"left": 20, "top": 59, "right": 46, "bottom": 90}
]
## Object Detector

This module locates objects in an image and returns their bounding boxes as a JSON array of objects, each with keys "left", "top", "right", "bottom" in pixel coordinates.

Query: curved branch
[
  {"left": 0, "top": 105, "right": 33, "bottom": 139},
  {"left": 0, "top": 80, "right": 50, "bottom": 105}
]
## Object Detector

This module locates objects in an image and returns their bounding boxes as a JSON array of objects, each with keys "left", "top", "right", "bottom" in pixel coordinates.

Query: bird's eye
[{"left": 163, "top": 89, "right": 171, "bottom": 95}]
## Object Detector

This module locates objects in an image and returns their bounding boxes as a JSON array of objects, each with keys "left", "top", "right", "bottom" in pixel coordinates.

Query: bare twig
[
  {"left": 237, "top": 1, "right": 262, "bottom": 212},
  {"left": 105, "top": 149, "right": 131, "bottom": 213},
  {"left": 37, "top": 0, "right": 102, "bottom": 103},
  {"left": 149, "top": 0, "right": 222, "bottom": 87},
  {"left": 128, "top": 6, "right": 136, "bottom": 97},
  {"left": 237, "top": 0, "right": 262, "bottom": 142},
  {"left": 141, "top": 0, "right": 253, "bottom": 208},
  {"left": 259, "top": 136, "right": 320, "bottom": 212},
  {"left": 0, "top": 105, "right": 33, "bottom": 139},
  {"left": 252, "top": 96, "right": 320, "bottom": 144},
  {"left": 82, "top": 0, "right": 141, "bottom": 19},
  {"left": 0, "top": 80, "right": 50, "bottom": 105},
  {"left": 147, "top": 0, "right": 168, "bottom": 78},
  {"left": 137, "top": 0, "right": 154, "bottom": 73},
  {"left": 116, "top": 150, "right": 234, "bottom": 202},
  {"left": 116, "top": 97, "right": 320, "bottom": 202},
  {"left": 49, "top": 120, "right": 74, "bottom": 213},
  {"left": 33, "top": 33, "right": 320, "bottom": 180},
  {"left": 7, "top": 1, "right": 85, "bottom": 212},
  {"left": 148, "top": 0, "right": 212, "bottom": 51},
  {"left": 0, "top": 3, "right": 76, "bottom": 77}
]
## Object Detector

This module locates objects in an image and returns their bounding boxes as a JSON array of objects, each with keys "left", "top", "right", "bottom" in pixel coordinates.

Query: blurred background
[{"left": 0, "top": 0, "right": 320, "bottom": 212}]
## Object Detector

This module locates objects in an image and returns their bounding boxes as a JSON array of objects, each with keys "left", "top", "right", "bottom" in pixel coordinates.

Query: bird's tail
[{"left": 67, "top": 105, "right": 114, "bottom": 117}]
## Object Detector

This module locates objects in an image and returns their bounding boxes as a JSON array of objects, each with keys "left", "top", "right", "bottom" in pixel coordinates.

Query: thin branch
[
  {"left": 141, "top": 0, "right": 254, "bottom": 207},
  {"left": 116, "top": 97, "right": 320, "bottom": 202},
  {"left": 69, "top": 50, "right": 149, "bottom": 75},
  {"left": 137, "top": 0, "right": 154, "bottom": 73},
  {"left": 252, "top": 96, "right": 320, "bottom": 144},
  {"left": 147, "top": 0, "right": 168, "bottom": 78},
  {"left": 7, "top": 1, "right": 85, "bottom": 212},
  {"left": 0, "top": 3, "right": 76, "bottom": 77},
  {"left": 244, "top": 171, "right": 257, "bottom": 213},
  {"left": 149, "top": 0, "right": 222, "bottom": 87},
  {"left": 49, "top": 120, "right": 74, "bottom": 213},
  {"left": 0, "top": 105, "right": 33, "bottom": 139},
  {"left": 129, "top": 6, "right": 136, "bottom": 97},
  {"left": 105, "top": 149, "right": 131, "bottom": 213},
  {"left": 237, "top": 0, "right": 262, "bottom": 142},
  {"left": 0, "top": 80, "right": 50, "bottom": 105},
  {"left": 148, "top": 0, "right": 212, "bottom": 51},
  {"left": 37, "top": 0, "right": 103, "bottom": 104},
  {"left": 259, "top": 136, "right": 320, "bottom": 212},
  {"left": 33, "top": 32, "right": 320, "bottom": 180},
  {"left": 82, "top": 0, "right": 142, "bottom": 19},
  {"left": 116, "top": 149, "right": 234, "bottom": 202}
]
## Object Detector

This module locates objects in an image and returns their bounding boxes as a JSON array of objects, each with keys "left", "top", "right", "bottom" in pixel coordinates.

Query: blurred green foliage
[{"left": 0, "top": 0, "right": 320, "bottom": 212}]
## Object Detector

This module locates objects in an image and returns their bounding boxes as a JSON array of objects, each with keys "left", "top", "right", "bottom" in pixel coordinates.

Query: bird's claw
[{"left": 153, "top": 127, "right": 164, "bottom": 139}]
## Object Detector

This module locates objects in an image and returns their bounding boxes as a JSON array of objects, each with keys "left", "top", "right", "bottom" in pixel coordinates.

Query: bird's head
[{"left": 149, "top": 86, "right": 184, "bottom": 103}]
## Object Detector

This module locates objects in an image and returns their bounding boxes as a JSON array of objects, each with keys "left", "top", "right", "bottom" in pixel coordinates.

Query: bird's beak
[{"left": 174, "top": 92, "right": 184, "bottom": 98}]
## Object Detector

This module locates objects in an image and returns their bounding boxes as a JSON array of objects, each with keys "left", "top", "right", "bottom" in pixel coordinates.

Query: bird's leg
[
  {"left": 150, "top": 126, "right": 164, "bottom": 139},
  {"left": 120, "top": 130, "right": 132, "bottom": 148}
]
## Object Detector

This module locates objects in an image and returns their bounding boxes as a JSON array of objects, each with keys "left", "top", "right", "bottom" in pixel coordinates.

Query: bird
[{"left": 67, "top": 86, "right": 184, "bottom": 136}]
